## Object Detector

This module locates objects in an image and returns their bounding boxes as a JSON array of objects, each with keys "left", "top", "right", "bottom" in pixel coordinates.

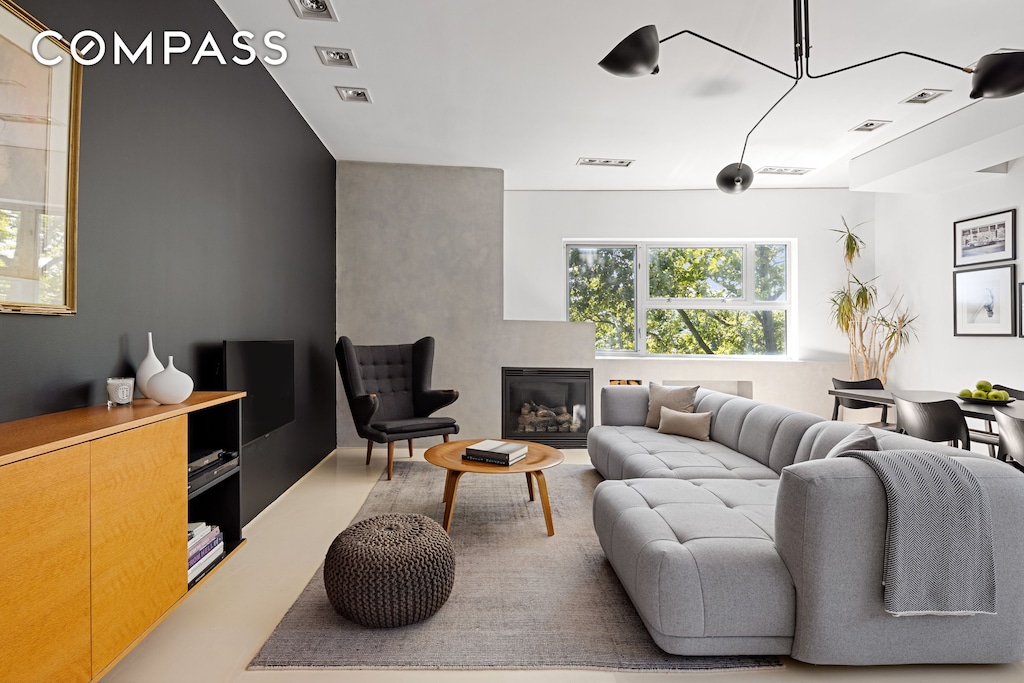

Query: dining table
[{"left": 827, "top": 388, "right": 1024, "bottom": 422}]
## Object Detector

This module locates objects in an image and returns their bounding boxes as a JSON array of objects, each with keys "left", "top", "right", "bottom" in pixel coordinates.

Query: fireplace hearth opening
[{"left": 502, "top": 367, "right": 593, "bottom": 448}]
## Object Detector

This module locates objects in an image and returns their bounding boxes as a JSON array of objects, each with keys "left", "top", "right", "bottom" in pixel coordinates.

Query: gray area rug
[{"left": 249, "top": 460, "right": 784, "bottom": 672}]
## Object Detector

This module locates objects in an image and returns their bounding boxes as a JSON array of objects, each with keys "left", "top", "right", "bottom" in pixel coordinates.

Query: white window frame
[{"left": 566, "top": 239, "right": 794, "bottom": 358}]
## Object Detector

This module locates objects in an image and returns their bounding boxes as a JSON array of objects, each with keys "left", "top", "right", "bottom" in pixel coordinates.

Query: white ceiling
[{"left": 214, "top": 0, "right": 1024, "bottom": 191}]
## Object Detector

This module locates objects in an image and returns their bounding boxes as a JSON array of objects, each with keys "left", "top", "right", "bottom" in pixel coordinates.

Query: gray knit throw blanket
[{"left": 838, "top": 449, "right": 996, "bottom": 616}]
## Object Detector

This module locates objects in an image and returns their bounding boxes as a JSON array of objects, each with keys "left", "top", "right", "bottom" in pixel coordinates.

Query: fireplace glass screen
[{"left": 502, "top": 367, "right": 593, "bottom": 448}]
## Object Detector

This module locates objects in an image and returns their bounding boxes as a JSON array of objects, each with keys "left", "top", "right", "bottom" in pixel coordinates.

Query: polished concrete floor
[{"left": 105, "top": 446, "right": 1024, "bottom": 683}]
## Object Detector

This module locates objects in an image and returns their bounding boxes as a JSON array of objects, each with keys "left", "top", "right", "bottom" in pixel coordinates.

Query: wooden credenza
[{"left": 0, "top": 392, "right": 245, "bottom": 683}]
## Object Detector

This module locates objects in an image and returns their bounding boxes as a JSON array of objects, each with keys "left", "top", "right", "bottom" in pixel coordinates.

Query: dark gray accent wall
[{"left": 2, "top": 0, "right": 337, "bottom": 524}]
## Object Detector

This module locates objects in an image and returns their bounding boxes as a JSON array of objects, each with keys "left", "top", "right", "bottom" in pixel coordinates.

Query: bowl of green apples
[{"left": 958, "top": 380, "right": 1015, "bottom": 405}]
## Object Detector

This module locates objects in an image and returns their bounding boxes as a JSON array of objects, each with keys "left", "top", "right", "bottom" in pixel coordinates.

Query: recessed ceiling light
[
  {"left": 336, "top": 86, "right": 372, "bottom": 103},
  {"left": 576, "top": 157, "right": 634, "bottom": 167},
  {"left": 900, "top": 89, "right": 951, "bottom": 104},
  {"left": 850, "top": 119, "right": 891, "bottom": 132},
  {"left": 317, "top": 46, "right": 356, "bottom": 67},
  {"left": 288, "top": 0, "right": 337, "bottom": 21},
  {"left": 756, "top": 166, "right": 813, "bottom": 175}
]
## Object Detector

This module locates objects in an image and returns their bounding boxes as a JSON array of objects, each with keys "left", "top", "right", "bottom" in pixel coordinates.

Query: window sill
[{"left": 595, "top": 355, "right": 797, "bottom": 362}]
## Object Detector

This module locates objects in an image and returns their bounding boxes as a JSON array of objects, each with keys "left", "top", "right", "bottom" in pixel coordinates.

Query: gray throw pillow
[
  {"left": 657, "top": 407, "right": 712, "bottom": 441},
  {"left": 825, "top": 425, "right": 879, "bottom": 458},
  {"left": 645, "top": 383, "right": 699, "bottom": 428}
]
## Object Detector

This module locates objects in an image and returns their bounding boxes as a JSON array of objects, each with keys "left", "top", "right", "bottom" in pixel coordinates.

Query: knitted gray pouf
[{"left": 324, "top": 513, "right": 455, "bottom": 628}]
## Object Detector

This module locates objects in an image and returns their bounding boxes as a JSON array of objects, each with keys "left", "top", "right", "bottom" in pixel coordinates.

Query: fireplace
[{"left": 502, "top": 367, "right": 593, "bottom": 448}]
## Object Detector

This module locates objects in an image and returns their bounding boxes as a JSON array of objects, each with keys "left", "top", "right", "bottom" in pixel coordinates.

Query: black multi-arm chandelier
[{"left": 599, "top": 0, "right": 1024, "bottom": 194}]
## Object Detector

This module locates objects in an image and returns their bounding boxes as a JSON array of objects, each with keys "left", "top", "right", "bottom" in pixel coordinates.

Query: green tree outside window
[{"left": 568, "top": 242, "right": 789, "bottom": 356}]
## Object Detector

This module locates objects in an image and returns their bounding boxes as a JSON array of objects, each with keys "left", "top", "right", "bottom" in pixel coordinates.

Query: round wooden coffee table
[{"left": 424, "top": 439, "right": 564, "bottom": 536}]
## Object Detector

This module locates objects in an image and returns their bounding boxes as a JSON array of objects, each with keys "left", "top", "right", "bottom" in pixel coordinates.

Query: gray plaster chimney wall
[{"left": 335, "top": 161, "right": 595, "bottom": 446}]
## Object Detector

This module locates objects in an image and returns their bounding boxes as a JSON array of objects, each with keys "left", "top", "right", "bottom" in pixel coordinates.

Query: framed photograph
[
  {"left": 953, "top": 264, "right": 1016, "bottom": 336},
  {"left": 953, "top": 209, "right": 1016, "bottom": 268},
  {"left": 0, "top": 0, "right": 81, "bottom": 314}
]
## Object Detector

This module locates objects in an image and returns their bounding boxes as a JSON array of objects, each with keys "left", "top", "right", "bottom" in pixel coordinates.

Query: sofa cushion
[
  {"left": 657, "top": 408, "right": 711, "bottom": 440},
  {"left": 588, "top": 425, "right": 779, "bottom": 480},
  {"left": 793, "top": 420, "right": 977, "bottom": 464},
  {"left": 824, "top": 424, "right": 878, "bottom": 458},
  {"left": 600, "top": 385, "right": 650, "bottom": 426},
  {"left": 593, "top": 478, "right": 795, "bottom": 655},
  {"left": 645, "top": 383, "right": 698, "bottom": 428}
]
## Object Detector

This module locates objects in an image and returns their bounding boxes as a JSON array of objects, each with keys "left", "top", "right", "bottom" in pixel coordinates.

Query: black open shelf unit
[{"left": 186, "top": 399, "right": 243, "bottom": 587}]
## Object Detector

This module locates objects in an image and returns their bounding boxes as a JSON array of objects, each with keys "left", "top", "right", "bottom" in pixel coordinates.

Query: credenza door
[
  {"left": 0, "top": 444, "right": 92, "bottom": 683},
  {"left": 90, "top": 417, "right": 188, "bottom": 675}
]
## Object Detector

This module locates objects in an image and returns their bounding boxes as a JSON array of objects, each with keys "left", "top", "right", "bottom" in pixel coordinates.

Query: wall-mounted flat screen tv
[{"left": 223, "top": 340, "right": 295, "bottom": 446}]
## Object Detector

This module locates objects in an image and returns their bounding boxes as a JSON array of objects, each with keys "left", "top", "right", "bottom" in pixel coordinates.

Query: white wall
[
  {"left": 502, "top": 187, "right": 876, "bottom": 418},
  {"left": 874, "top": 165, "right": 1024, "bottom": 394},
  {"left": 503, "top": 187, "right": 874, "bottom": 361}
]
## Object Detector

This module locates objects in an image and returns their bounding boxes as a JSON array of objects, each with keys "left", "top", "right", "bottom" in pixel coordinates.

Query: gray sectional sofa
[{"left": 590, "top": 385, "right": 1024, "bottom": 665}]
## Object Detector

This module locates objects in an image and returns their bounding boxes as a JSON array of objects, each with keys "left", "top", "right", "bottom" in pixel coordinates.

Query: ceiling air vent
[
  {"left": 336, "top": 87, "right": 371, "bottom": 103},
  {"left": 576, "top": 158, "right": 634, "bottom": 167},
  {"left": 901, "top": 89, "right": 950, "bottom": 104},
  {"left": 756, "top": 166, "right": 813, "bottom": 175},
  {"left": 289, "top": 0, "right": 337, "bottom": 21},
  {"left": 850, "top": 119, "right": 891, "bottom": 132},
  {"left": 317, "top": 47, "right": 356, "bottom": 67}
]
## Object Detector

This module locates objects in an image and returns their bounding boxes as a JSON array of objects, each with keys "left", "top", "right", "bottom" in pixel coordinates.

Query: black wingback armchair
[{"left": 335, "top": 336, "right": 459, "bottom": 479}]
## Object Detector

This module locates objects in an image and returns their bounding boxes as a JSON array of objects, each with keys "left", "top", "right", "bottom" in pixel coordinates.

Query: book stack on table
[
  {"left": 187, "top": 448, "right": 239, "bottom": 494},
  {"left": 187, "top": 521, "right": 224, "bottom": 587},
  {"left": 462, "top": 439, "right": 528, "bottom": 466}
]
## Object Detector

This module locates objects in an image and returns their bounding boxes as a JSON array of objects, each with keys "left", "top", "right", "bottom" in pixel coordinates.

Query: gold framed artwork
[{"left": 0, "top": 0, "right": 81, "bottom": 314}]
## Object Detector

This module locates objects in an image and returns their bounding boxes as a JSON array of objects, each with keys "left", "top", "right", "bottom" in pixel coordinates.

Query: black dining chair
[
  {"left": 831, "top": 377, "right": 896, "bottom": 430},
  {"left": 993, "top": 407, "right": 1024, "bottom": 469},
  {"left": 892, "top": 394, "right": 972, "bottom": 450},
  {"left": 967, "top": 384, "right": 1022, "bottom": 457},
  {"left": 335, "top": 336, "right": 459, "bottom": 480},
  {"left": 994, "top": 384, "right": 1024, "bottom": 400}
]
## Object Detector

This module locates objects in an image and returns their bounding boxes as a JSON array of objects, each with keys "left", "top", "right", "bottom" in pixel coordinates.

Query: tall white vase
[
  {"left": 135, "top": 332, "right": 164, "bottom": 398},
  {"left": 147, "top": 356, "right": 194, "bottom": 405}
]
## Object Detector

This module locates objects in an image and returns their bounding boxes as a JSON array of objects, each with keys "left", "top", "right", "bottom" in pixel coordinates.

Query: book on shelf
[
  {"left": 188, "top": 525, "right": 220, "bottom": 555},
  {"left": 187, "top": 448, "right": 226, "bottom": 474},
  {"left": 462, "top": 451, "right": 527, "bottom": 466},
  {"left": 188, "top": 531, "right": 224, "bottom": 568},
  {"left": 187, "top": 456, "right": 239, "bottom": 493},
  {"left": 187, "top": 521, "right": 208, "bottom": 541},
  {"left": 188, "top": 542, "right": 225, "bottom": 584},
  {"left": 464, "top": 439, "right": 528, "bottom": 461}
]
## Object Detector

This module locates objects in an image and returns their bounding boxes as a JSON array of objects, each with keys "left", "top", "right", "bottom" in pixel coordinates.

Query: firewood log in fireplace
[{"left": 516, "top": 403, "right": 582, "bottom": 433}]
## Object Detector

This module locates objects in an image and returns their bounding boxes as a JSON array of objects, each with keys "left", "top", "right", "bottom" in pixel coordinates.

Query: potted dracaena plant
[{"left": 828, "top": 218, "right": 916, "bottom": 384}]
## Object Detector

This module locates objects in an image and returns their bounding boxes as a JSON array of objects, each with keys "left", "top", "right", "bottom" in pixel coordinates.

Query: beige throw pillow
[
  {"left": 645, "top": 383, "right": 699, "bottom": 428},
  {"left": 658, "top": 407, "right": 712, "bottom": 441}
]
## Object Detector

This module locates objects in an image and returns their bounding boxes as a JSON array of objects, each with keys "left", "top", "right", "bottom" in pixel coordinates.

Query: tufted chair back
[
  {"left": 337, "top": 337, "right": 433, "bottom": 426},
  {"left": 335, "top": 336, "right": 459, "bottom": 480}
]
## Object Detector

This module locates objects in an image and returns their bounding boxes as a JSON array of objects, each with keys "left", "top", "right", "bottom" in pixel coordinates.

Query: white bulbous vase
[
  {"left": 135, "top": 332, "right": 164, "bottom": 398},
  {"left": 147, "top": 356, "right": 194, "bottom": 405}
]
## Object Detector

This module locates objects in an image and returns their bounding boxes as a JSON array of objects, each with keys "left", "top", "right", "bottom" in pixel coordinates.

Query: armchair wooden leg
[
  {"left": 408, "top": 439, "right": 414, "bottom": 458},
  {"left": 443, "top": 433, "right": 450, "bottom": 443},
  {"left": 365, "top": 440, "right": 374, "bottom": 466},
  {"left": 387, "top": 442, "right": 395, "bottom": 481}
]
